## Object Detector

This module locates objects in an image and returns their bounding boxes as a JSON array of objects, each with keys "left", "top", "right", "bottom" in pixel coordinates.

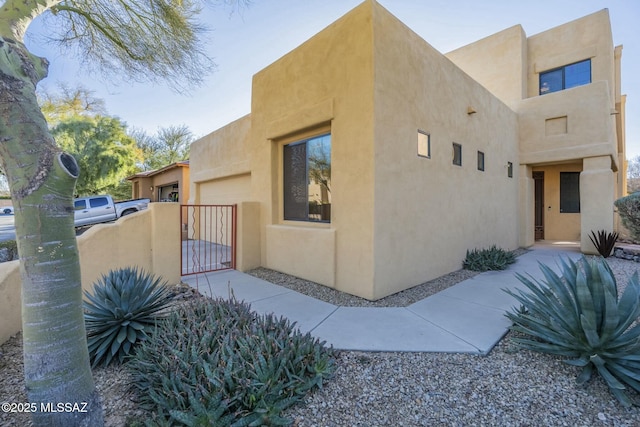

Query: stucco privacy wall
[
  {"left": 0, "top": 203, "right": 180, "bottom": 345},
  {"left": 250, "top": 1, "right": 376, "bottom": 295},
  {"left": 370, "top": 5, "right": 519, "bottom": 298}
]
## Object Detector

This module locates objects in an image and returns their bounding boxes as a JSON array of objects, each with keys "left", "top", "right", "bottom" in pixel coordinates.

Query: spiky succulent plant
[
  {"left": 463, "top": 245, "right": 516, "bottom": 271},
  {"left": 84, "top": 267, "right": 174, "bottom": 367},
  {"left": 128, "top": 297, "right": 336, "bottom": 426},
  {"left": 588, "top": 229, "right": 619, "bottom": 258},
  {"left": 505, "top": 256, "right": 640, "bottom": 407}
]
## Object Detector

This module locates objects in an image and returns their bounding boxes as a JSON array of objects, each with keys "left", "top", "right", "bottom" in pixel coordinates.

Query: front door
[{"left": 533, "top": 172, "right": 544, "bottom": 240}]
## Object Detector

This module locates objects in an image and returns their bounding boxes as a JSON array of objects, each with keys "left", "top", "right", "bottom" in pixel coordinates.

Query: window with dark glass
[
  {"left": 74, "top": 200, "right": 86, "bottom": 210},
  {"left": 508, "top": 162, "right": 513, "bottom": 178},
  {"left": 560, "top": 172, "right": 580, "bottom": 213},
  {"left": 90, "top": 197, "right": 109, "bottom": 208},
  {"left": 477, "top": 151, "right": 485, "bottom": 171},
  {"left": 452, "top": 143, "right": 462, "bottom": 166},
  {"left": 283, "top": 134, "right": 331, "bottom": 222},
  {"left": 540, "top": 59, "right": 591, "bottom": 95}
]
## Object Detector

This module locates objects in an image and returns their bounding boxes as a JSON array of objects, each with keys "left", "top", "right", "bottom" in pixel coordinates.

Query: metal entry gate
[{"left": 181, "top": 205, "right": 237, "bottom": 275}]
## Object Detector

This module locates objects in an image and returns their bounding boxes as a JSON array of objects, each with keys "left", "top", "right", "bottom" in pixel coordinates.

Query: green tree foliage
[
  {"left": 0, "top": 1, "right": 247, "bottom": 426},
  {"left": 135, "top": 124, "right": 193, "bottom": 171},
  {"left": 38, "top": 83, "right": 107, "bottom": 127},
  {"left": 52, "top": 115, "right": 142, "bottom": 196},
  {"left": 615, "top": 193, "right": 640, "bottom": 243},
  {"left": 627, "top": 155, "right": 640, "bottom": 194}
]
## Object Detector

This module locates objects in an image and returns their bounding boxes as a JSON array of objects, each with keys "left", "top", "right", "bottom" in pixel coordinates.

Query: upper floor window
[
  {"left": 539, "top": 59, "right": 591, "bottom": 95},
  {"left": 283, "top": 134, "right": 331, "bottom": 222}
]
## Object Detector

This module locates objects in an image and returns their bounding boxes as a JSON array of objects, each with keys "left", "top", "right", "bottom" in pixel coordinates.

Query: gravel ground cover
[{"left": 1, "top": 253, "right": 639, "bottom": 426}]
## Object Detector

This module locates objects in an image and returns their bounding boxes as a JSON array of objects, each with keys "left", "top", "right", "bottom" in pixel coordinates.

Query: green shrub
[
  {"left": 505, "top": 256, "right": 640, "bottom": 407},
  {"left": 127, "top": 297, "right": 336, "bottom": 427},
  {"left": 615, "top": 192, "right": 640, "bottom": 242},
  {"left": 588, "top": 229, "right": 618, "bottom": 258},
  {"left": 463, "top": 245, "right": 516, "bottom": 271},
  {"left": 84, "top": 267, "right": 174, "bottom": 367},
  {"left": 0, "top": 240, "right": 18, "bottom": 262}
]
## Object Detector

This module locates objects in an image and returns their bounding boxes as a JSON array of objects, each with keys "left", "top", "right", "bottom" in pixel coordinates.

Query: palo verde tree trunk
[{"left": 0, "top": 6, "right": 103, "bottom": 427}]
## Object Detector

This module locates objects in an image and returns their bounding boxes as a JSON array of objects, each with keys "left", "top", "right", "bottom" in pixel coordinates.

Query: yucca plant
[
  {"left": 588, "top": 229, "right": 619, "bottom": 258},
  {"left": 463, "top": 245, "right": 516, "bottom": 271},
  {"left": 84, "top": 267, "right": 174, "bottom": 367},
  {"left": 505, "top": 256, "right": 640, "bottom": 407}
]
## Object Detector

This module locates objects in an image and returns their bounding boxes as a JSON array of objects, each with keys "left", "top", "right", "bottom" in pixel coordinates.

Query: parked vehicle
[
  {"left": 2, "top": 206, "right": 13, "bottom": 215},
  {"left": 74, "top": 195, "right": 150, "bottom": 227}
]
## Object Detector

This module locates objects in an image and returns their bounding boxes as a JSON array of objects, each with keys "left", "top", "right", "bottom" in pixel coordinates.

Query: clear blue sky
[{"left": 23, "top": 0, "right": 640, "bottom": 158}]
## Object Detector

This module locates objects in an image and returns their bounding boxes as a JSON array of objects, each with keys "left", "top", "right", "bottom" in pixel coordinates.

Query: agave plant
[
  {"left": 588, "top": 229, "right": 619, "bottom": 258},
  {"left": 463, "top": 245, "right": 516, "bottom": 271},
  {"left": 84, "top": 267, "right": 175, "bottom": 367},
  {"left": 505, "top": 256, "right": 640, "bottom": 407}
]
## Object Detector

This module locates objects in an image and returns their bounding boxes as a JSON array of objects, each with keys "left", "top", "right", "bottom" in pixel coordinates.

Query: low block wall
[{"left": 0, "top": 203, "right": 180, "bottom": 345}]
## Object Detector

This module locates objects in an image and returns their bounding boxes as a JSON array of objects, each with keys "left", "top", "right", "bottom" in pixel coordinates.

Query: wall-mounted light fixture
[
  {"left": 467, "top": 106, "right": 477, "bottom": 115},
  {"left": 149, "top": 186, "right": 154, "bottom": 192}
]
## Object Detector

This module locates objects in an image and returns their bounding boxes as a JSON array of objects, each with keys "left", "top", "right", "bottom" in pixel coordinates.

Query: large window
[
  {"left": 560, "top": 172, "right": 580, "bottom": 213},
  {"left": 283, "top": 134, "right": 331, "bottom": 222},
  {"left": 540, "top": 59, "right": 591, "bottom": 95}
]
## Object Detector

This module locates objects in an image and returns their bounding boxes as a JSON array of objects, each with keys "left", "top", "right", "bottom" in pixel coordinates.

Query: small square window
[
  {"left": 477, "top": 151, "right": 485, "bottom": 171},
  {"left": 418, "top": 130, "right": 430, "bottom": 158},
  {"left": 507, "top": 162, "right": 513, "bottom": 178},
  {"left": 452, "top": 143, "right": 462, "bottom": 166}
]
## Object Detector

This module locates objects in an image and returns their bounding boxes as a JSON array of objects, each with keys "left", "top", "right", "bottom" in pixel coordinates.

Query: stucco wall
[
  {"left": 446, "top": 25, "right": 527, "bottom": 108},
  {"left": 249, "top": 1, "right": 376, "bottom": 295},
  {"left": 0, "top": 203, "right": 180, "bottom": 345},
  {"left": 370, "top": 5, "right": 519, "bottom": 299},
  {"left": 526, "top": 10, "right": 615, "bottom": 103},
  {"left": 518, "top": 81, "right": 617, "bottom": 167},
  {"left": 0, "top": 259, "right": 21, "bottom": 346},
  {"left": 189, "top": 115, "right": 252, "bottom": 190},
  {"left": 196, "top": 173, "right": 251, "bottom": 206}
]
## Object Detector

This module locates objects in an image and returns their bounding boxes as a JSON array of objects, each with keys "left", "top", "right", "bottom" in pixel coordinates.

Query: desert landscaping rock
[{"left": 1, "top": 254, "right": 639, "bottom": 426}]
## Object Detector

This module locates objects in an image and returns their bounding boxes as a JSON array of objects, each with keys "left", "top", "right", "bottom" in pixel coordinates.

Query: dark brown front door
[{"left": 533, "top": 172, "right": 544, "bottom": 240}]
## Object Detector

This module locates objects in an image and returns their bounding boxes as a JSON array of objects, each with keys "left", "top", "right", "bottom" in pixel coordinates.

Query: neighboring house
[
  {"left": 188, "top": 1, "right": 626, "bottom": 300},
  {"left": 127, "top": 160, "right": 190, "bottom": 203}
]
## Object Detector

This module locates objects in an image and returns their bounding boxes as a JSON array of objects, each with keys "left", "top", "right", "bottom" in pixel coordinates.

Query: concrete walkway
[{"left": 181, "top": 243, "right": 582, "bottom": 355}]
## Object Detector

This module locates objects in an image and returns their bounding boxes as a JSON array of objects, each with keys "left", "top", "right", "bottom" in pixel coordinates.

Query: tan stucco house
[
  {"left": 127, "top": 160, "right": 190, "bottom": 203},
  {"left": 188, "top": 1, "right": 626, "bottom": 300}
]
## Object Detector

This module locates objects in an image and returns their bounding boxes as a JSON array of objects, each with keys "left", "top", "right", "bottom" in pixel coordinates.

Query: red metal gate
[{"left": 181, "top": 205, "right": 237, "bottom": 275}]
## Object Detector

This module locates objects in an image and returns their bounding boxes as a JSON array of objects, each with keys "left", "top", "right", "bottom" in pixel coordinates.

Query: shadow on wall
[{"left": 0, "top": 203, "right": 181, "bottom": 345}]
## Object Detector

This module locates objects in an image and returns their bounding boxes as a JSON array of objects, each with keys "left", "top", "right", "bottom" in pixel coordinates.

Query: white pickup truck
[{"left": 74, "top": 195, "right": 150, "bottom": 227}]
